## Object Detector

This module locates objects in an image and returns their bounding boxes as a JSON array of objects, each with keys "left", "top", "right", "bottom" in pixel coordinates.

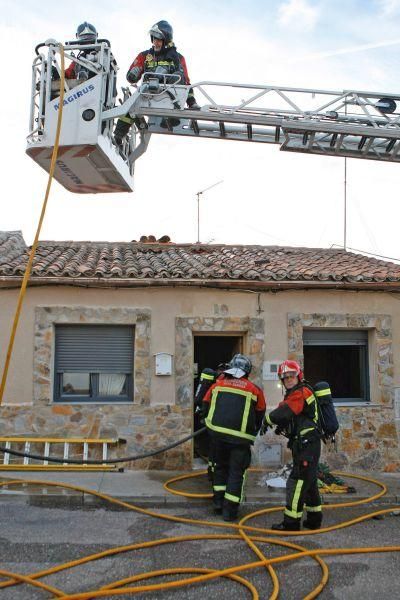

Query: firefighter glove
[{"left": 127, "top": 66, "right": 141, "bottom": 84}]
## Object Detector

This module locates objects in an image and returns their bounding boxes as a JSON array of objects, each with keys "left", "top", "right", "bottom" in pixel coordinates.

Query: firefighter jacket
[
  {"left": 203, "top": 376, "right": 266, "bottom": 444},
  {"left": 65, "top": 49, "right": 100, "bottom": 79},
  {"left": 126, "top": 43, "right": 196, "bottom": 105},
  {"left": 265, "top": 382, "right": 320, "bottom": 442},
  {"left": 194, "top": 368, "right": 217, "bottom": 409}
]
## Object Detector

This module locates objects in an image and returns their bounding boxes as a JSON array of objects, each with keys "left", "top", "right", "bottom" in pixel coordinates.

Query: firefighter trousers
[
  {"left": 284, "top": 436, "right": 322, "bottom": 526},
  {"left": 212, "top": 439, "right": 251, "bottom": 518}
]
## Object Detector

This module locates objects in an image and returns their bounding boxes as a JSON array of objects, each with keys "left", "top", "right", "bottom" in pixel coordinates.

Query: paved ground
[
  {"left": 0, "top": 498, "right": 399, "bottom": 599},
  {"left": 1, "top": 469, "right": 399, "bottom": 598}
]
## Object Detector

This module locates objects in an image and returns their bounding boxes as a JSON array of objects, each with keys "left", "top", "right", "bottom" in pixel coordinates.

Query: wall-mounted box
[{"left": 154, "top": 353, "right": 173, "bottom": 376}]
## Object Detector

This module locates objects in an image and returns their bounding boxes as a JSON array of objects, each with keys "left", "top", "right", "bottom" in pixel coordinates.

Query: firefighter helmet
[
  {"left": 76, "top": 22, "right": 98, "bottom": 44},
  {"left": 278, "top": 359, "right": 303, "bottom": 381},
  {"left": 149, "top": 20, "right": 173, "bottom": 44},
  {"left": 224, "top": 354, "right": 252, "bottom": 378}
]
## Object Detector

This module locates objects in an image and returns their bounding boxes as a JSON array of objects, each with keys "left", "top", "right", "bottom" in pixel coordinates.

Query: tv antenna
[{"left": 196, "top": 180, "right": 223, "bottom": 243}]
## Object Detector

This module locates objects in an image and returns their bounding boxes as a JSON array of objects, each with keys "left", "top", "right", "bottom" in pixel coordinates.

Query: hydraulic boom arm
[
  {"left": 103, "top": 79, "right": 400, "bottom": 165},
  {"left": 27, "top": 39, "right": 400, "bottom": 195}
]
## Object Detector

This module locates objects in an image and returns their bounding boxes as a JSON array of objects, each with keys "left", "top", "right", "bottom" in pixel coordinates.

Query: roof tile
[{"left": 1, "top": 231, "right": 400, "bottom": 285}]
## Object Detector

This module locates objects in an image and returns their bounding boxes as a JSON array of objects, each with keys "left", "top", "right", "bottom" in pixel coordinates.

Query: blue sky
[{"left": 1, "top": 0, "right": 400, "bottom": 260}]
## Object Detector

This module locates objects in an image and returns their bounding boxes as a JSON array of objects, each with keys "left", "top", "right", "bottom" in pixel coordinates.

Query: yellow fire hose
[{"left": 0, "top": 471, "right": 398, "bottom": 599}]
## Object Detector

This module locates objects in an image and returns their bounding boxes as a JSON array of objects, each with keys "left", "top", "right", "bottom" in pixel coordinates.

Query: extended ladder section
[
  {"left": 105, "top": 79, "right": 400, "bottom": 164},
  {"left": 0, "top": 437, "right": 122, "bottom": 471}
]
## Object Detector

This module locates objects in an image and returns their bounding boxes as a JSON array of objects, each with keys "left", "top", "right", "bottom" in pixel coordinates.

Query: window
[
  {"left": 303, "top": 329, "right": 369, "bottom": 403},
  {"left": 54, "top": 325, "right": 134, "bottom": 402}
]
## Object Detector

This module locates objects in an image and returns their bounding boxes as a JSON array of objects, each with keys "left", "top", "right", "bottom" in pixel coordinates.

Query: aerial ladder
[{"left": 27, "top": 39, "right": 400, "bottom": 194}]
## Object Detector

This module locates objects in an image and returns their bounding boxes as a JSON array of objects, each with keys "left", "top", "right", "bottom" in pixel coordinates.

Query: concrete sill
[{"left": 334, "top": 402, "right": 381, "bottom": 408}]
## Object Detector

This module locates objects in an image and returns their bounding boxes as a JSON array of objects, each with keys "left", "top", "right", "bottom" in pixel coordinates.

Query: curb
[{"left": 0, "top": 493, "right": 398, "bottom": 509}]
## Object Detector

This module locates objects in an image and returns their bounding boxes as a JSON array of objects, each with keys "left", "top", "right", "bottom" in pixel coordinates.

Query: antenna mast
[{"left": 196, "top": 180, "right": 223, "bottom": 243}]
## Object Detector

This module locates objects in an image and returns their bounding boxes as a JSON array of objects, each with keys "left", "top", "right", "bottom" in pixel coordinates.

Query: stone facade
[
  {"left": 33, "top": 306, "right": 152, "bottom": 406},
  {"left": 1, "top": 298, "right": 399, "bottom": 472},
  {"left": 175, "top": 316, "right": 265, "bottom": 405},
  {"left": 1, "top": 311, "right": 265, "bottom": 470},
  {"left": 1, "top": 306, "right": 190, "bottom": 469},
  {"left": 287, "top": 312, "right": 399, "bottom": 472}
]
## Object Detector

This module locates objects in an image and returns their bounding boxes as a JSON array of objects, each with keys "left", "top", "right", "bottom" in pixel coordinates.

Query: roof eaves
[{"left": 1, "top": 276, "right": 400, "bottom": 292}]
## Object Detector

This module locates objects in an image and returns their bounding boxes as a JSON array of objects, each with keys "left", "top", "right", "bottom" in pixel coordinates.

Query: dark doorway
[{"left": 193, "top": 335, "right": 243, "bottom": 458}]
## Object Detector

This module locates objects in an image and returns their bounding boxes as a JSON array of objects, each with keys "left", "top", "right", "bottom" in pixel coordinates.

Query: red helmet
[{"left": 278, "top": 360, "right": 303, "bottom": 381}]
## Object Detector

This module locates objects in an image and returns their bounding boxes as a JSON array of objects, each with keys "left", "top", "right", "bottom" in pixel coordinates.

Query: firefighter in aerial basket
[
  {"left": 114, "top": 19, "right": 200, "bottom": 145},
  {"left": 202, "top": 354, "right": 266, "bottom": 522},
  {"left": 65, "top": 22, "right": 100, "bottom": 82},
  {"left": 260, "top": 359, "right": 323, "bottom": 531}
]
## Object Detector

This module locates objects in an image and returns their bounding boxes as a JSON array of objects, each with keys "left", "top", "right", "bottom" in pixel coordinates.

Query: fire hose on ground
[{"left": 0, "top": 429, "right": 399, "bottom": 599}]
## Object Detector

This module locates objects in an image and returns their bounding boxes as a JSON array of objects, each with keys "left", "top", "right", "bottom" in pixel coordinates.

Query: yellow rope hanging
[{"left": 0, "top": 44, "right": 65, "bottom": 406}]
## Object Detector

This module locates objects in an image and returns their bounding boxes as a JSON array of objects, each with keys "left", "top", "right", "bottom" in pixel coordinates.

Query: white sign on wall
[{"left": 263, "top": 361, "right": 282, "bottom": 381}]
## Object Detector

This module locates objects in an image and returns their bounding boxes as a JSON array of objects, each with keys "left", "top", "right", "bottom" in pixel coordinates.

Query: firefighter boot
[
  {"left": 160, "top": 117, "right": 181, "bottom": 129},
  {"left": 114, "top": 119, "right": 131, "bottom": 146},
  {"left": 271, "top": 515, "right": 301, "bottom": 531},
  {"left": 134, "top": 117, "right": 147, "bottom": 131},
  {"left": 213, "top": 493, "right": 224, "bottom": 515},
  {"left": 222, "top": 499, "right": 239, "bottom": 522},
  {"left": 303, "top": 511, "right": 323, "bottom": 530}
]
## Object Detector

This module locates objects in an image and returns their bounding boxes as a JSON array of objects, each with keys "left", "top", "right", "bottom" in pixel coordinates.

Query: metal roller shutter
[
  {"left": 303, "top": 329, "right": 368, "bottom": 346},
  {"left": 55, "top": 325, "right": 134, "bottom": 373}
]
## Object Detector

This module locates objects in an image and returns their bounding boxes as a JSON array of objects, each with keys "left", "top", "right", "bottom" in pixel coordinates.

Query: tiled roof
[
  {"left": 1, "top": 231, "right": 400, "bottom": 286},
  {"left": 0, "top": 231, "right": 27, "bottom": 267}
]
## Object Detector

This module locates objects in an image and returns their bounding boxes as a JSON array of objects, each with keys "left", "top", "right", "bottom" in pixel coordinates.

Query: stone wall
[
  {"left": 2, "top": 311, "right": 265, "bottom": 470},
  {"left": 287, "top": 312, "right": 399, "bottom": 472},
  {"left": 33, "top": 306, "right": 152, "bottom": 406},
  {"left": 1, "top": 305, "right": 190, "bottom": 469},
  {"left": 0, "top": 404, "right": 192, "bottom": 469},
  {"left": 175, "top": 316, "right": 265, "bottom": 405},
  {"left": 2, "top": 300, "right": 399, "bottom": 472}
]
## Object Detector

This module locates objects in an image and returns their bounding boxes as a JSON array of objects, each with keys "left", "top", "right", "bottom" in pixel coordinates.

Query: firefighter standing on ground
[
  {"left": 194, "top": 363, "right": 229, "bottom": 479},
  {"left": 114, "top": 19, "right": 199, "bottom": 145},
  {"left": 260, "top": 359, "right": 323, "bottom": 531},
  {"left": 202, "top": 354, "right": 266, "bottom": 521}
]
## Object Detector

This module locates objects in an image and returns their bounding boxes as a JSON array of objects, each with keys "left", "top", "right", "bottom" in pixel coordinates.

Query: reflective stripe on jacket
[
  {"left": 126, "top": 43, "right": 194, "bottom": 104},
  {"left": 194, "top": 368, "right": 217, "bottom": 408},
  {"left": 266, "top": 382, "right": 319, "bottom": 439},
  {"left": 203, "top": 376, "right": 266, "bottom": 443},
  {"left": 127, "top": 43, "right": 190, "bottom": 84}
]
